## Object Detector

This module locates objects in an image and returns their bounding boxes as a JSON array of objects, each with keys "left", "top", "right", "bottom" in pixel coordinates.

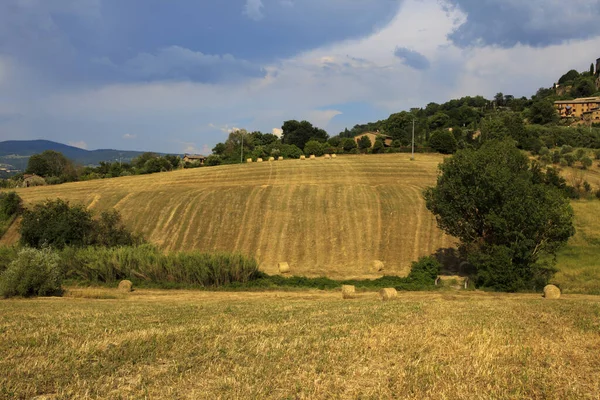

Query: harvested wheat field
[
  {"left": 1, "top": 290, "right": 599, "bottom": 399},
  {"left": 10, "top": 154, "right": 454, "bottom": 279}
]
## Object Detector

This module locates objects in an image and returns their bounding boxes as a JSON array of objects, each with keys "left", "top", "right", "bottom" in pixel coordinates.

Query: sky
[{"left": 1, "top": 0, "right": 600, "bottom": 154}]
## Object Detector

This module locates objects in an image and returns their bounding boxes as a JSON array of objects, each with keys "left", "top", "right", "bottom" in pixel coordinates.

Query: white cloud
[
  {"left": 4, "top": 0, "right": 600, "bottom": 152},
  {"left": 68, "top": 141, "right": 88, "bottom": 149},
  {"left": 272, "top": 128, "right": 283, "bottom": 137},
  {"left": 244, "top": 0, "right": 264, "bottom": 21},
  {"left": 123, "top": 133, "right": 136, "bottom": 139}
]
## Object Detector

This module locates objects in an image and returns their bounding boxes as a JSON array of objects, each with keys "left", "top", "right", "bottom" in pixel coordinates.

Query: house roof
[
  {"left": 554, "top": 97, "right": 600, "bottom": 104},
  {"left": 354, "top": 132, "right": 393, "bottom": 139},
  {"left": 183, "top": 154, "right": 206, "bottom": 159}
]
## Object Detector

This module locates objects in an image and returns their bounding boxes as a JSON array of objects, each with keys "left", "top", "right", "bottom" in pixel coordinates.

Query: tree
[
  {"left": 358, "top": 136, "right": 372, "bottom": 152},
  {"left": 429, "top": 130, "right": 457, "bottom": 154},
  {"left": 281, "top": 120, "right": 328, "bottom": 150},
  {"left": 423, "top": 140, "right": 575, "bottom": 291},
  {"left": 528, "top": 100, "right": 558, "bottom": 125},
  {"left": 558, "top": 69, "right": 580, "bottom": 85},
  {"left": 591, "top": 63, "right": 595, "bottom": 75},
  {"left": 304, "top": 140, "right": 324, "bottom": 156},
  {"left": 26, "top": 150, "right": 77, "bottom": 181},
  {"left": 372, "top": 138, "right": 385, "bottom": 154},
  {"left": 341, "top": 138, "right": 358, "bottom": 152},
  {"left": 20, "top": 199, "right": 140, "bottom": 249}
]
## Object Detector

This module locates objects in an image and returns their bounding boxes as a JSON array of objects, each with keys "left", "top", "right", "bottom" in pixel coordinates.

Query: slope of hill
[
  {"left": 9, "top": 154, "right": 454, "bottom": 279},
  {"left": 0, "top": 139, "right": 158, "bottom": 170},
  {"left": 7, "top": 153, "right": 599, "bottom": 289}
]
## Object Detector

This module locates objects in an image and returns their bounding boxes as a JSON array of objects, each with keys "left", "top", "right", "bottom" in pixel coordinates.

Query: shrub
[
  {"left": 0, "top": 192, "right": 22, "bottom": 219},
  {"left": 406, "top": 256, "right": 441, "bottom": 285},
  {"left": 304, "top": 140, "right": 324, "bottom": 156},
  {"left": 581, "top": 157, "right": 593, "bottom": 169},
  {"left": 594, "top": 149, "right": 600, "bottom": 160},
  {"left": 560, "top": 145, "right": 573, "bottom": 155},
  {"left": 0, "top": 247, "right": 63, "bottom": 298},
  {"left": 20, "top": 199, "right": 140, "bottom": 249},
  {"left": 596, "top": 189, "right": 600, "bottom": 200},
  {"left": 538, "top": 146, "right": 549, "bottom": 156}
]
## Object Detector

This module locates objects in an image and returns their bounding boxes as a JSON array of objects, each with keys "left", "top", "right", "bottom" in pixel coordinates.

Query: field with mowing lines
[
  {"left": 4, "top": 154, "right": 600, "bottom": 291},
  {"left": 1, "top": 289, "right": 599, "bottom": 399},
  {"left": 8, "top": 154, "right": 454, "bottom": 279}
]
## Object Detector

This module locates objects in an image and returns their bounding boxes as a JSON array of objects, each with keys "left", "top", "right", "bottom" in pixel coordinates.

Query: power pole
[
  {"left": 411, "top": 119, "right": 415, "bottom": 160},
  {"left": 240, "top": 132, "right": 244, "bottom": 164}
]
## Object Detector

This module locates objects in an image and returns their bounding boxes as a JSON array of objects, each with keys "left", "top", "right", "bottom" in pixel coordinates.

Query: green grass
[{"left": 1, "top": 290, "right": 599, "bottom": 399}]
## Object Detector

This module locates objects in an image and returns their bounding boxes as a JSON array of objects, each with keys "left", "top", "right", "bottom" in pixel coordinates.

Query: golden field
[
  {"left": 7, "top": 154, "right": 455, "bottom": 279},
  {"left": 1, "top": 289, "right": 599, "bottom": 399},
  {"left": 3, "top": 153, "right": 600, "bottom": 291}
]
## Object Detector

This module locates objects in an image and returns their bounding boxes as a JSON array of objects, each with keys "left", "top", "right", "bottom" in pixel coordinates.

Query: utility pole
[
  {"left": 411, "top": 119, "right": 415, "bottom": 160},
  {"left": 240, "top": 132, "right": 244, "bottom": 164}
]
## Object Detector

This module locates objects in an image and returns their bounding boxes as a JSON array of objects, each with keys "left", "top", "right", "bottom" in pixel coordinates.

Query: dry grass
[
  {"left": 1, "top": 289, "right": 599, "bottom": 399},
  {"left": 9, "top": 154, "right": 454, "bottom": 279}
]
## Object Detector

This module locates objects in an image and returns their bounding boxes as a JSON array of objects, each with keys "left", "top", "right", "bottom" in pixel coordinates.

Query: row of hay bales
[
  {"left": 341, "top": 285, "right": 398, "bottom": 301},
  {"left": 299, "top": 154, "right": 337, "bottom": 160},
  {"left": 248, "top": 156, "right": 285, "bottom": 163}
]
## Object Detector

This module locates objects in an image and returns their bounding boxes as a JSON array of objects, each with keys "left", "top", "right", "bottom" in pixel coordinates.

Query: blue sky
[{"left": 1, "top": 0, "right": 599, "bottom": 154}]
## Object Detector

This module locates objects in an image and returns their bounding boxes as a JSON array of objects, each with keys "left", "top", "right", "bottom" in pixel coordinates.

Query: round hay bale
[
  {"left": 371, "top": 260, "right": 385, "bottom": 273},
  {"left": 300, "top": 155, "right": 306, "bottom": 160},
  {"left": 324, "top": 154, "right": 331, "bottom": 159},
  {"left": 269, "top": 157, "right": 275, "bottom": 161},
  {"left": 341, "top": 285, "right": 356, "bottom": 299},
  {"left": 118, "top": 280, "right": 133, "bottom": 292},
  {"left": 310, "top": 155, "right": 316, "bottom": 160},
  {"left": 246, "top": 158, "right": 253, "bottom": 163},
  {"left": 379, "top": 288, "right": 398, "bottom": 301},
  {"left": 257, "top": 158, "right": 264, "bottom": 163},
  {"left": 331, "top": 154, "right": 337, "bottom": 158},
  {"left": 543, "top": 284, "right": 561, "bottom": 299},
  {"left": 278, "top": 262, "right": 290, "bottom": 274},
  {"left": 278, "top": 156, "right": 284, "bottom": 161}
]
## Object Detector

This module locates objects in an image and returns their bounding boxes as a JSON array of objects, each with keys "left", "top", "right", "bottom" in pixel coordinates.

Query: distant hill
[{"left": 0, "top": 140, "right": 168, "bottom": 172}]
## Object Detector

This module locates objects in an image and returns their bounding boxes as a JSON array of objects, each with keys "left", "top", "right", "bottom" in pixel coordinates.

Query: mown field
[
  {"left": 6, "top": 154, "right": 454, "bottom": 279},
  {"left": 3, "top": 153, "right": 600, "bottom": 291},
  {"left": 1, "top": 289, "right": 599, "bottom": 399}
]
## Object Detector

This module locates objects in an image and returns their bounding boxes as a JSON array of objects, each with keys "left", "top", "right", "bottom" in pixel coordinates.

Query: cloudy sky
[{"left": 1, "top": 0, "right": 599, "bottom": 154}]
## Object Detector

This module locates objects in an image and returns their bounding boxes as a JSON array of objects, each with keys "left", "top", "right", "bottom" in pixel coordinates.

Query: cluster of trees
[{"left": 2, "top": 150, "right": 191, "bottom": 187}]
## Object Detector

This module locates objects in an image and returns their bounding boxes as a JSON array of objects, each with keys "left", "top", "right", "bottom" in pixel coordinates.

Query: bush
[
  {"left": 406, "top": 256, "right": 441, "bottom": 285},
  {"left": 581, "top": 157, "right": 593, "bottom": 169},
  {"left": 304, "top": 140, "right": 324, "bottom": 156},
  {"left": 205, "top": 155, "right": 222, "bottom": 166},
  {"left": 560, "top": 145, "right": 573, "bottom": 155},
  {"left": 0, "top": 247, "right": 63, "bottom": 298},
  {"left": 0, "top": 192, "right": 22, "bottom": 220},
  {"left": 20, "top": 199, "right": 140, "bottom": 249}
]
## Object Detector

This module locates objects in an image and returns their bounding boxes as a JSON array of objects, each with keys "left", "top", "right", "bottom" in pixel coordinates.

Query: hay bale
[
  {"left": 379, "top": 288, "right": 398, "bottom": 301},
  {"left": 278, "top": 156, "right": 284, "bottom": 161},
  {"left": 269, "top": 157, "right": 275, "bottom": 161},
  {"left": 310, "top": 155, "right": 316, "bottom": 160},
  {"left": 371, "top": 260, "right": 385, "bottom": 273},
  {"left": 341, "top": 285, "right": 356, "bottom": 299},
  {"left": 278, "top": 262, "right": 290, "bottom": 274},
  {"left": 543, "top": 284, "right": 561, "bottom": 299},
  {"left": 331, "top": 154, "right": 337, "bottom": 158},
  {"left": 300, "top": 155, "right": 306, "bottom": 160},
  {"left": 257, "top": 158, "right": 264, "bottom": 163},
  {"left": 246, "top": 158, "right": 253, "bottom": 163},
  {"left": 324, "top": 154, "right": 331, "bottom": 159},
  {"left": 118, "top": 280, "right": 133, "bottom": 292}
]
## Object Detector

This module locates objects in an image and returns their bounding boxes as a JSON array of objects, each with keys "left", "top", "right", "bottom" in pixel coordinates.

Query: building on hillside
[
  {"left": 554, "top": 97, "right": 600, "bottom": 119},
  {"left": 182, "top": 154, "right": 206, "bottom": 165},
  {"left": 353, "top": 132, "right": 393, "bottom": 148}
]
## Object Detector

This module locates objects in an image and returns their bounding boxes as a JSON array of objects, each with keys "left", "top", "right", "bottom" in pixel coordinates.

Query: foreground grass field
[{"left": 1, "top": 289, "right": 599, "bottom": 399}]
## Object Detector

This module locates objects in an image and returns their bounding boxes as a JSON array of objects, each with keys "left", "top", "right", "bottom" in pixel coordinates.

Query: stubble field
[{"left": 1, "top": 289, "right": 599, "bottom": 399}]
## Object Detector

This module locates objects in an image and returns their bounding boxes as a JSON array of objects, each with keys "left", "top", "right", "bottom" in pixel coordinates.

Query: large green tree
[
  {"left": 26, "top": 150, "right": 77, "bottom": 180},
  {"left": 423, "top": 140, "right": 575, "bottom": 291},
  {"left": 281, "top": 120, "right": 328, "bottom": 149}
]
